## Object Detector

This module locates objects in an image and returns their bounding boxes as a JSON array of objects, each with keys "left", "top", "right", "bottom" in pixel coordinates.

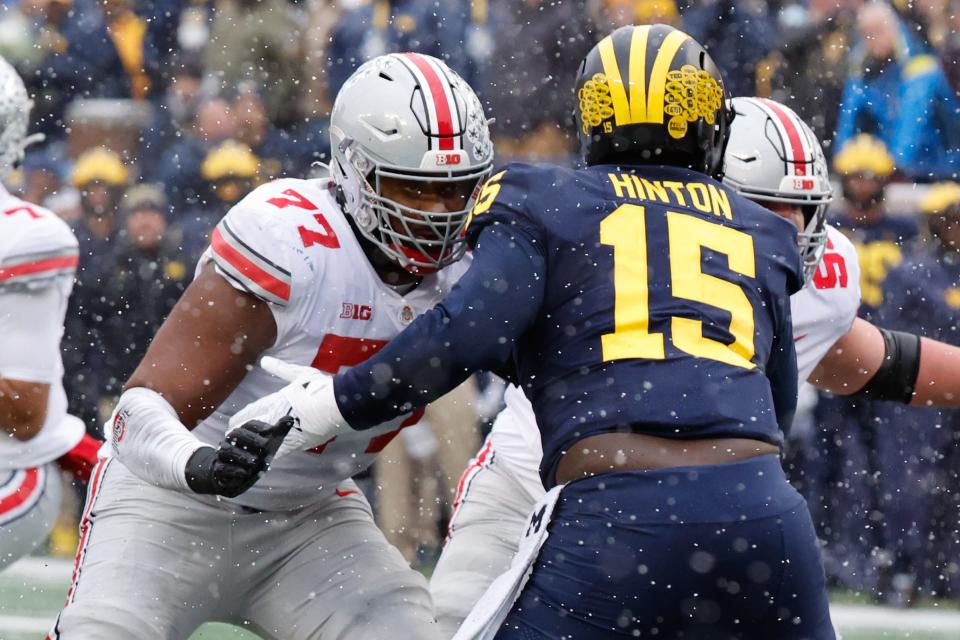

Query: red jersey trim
[{"left": 211, "top": 226, "right": 291, "bottom": 302}]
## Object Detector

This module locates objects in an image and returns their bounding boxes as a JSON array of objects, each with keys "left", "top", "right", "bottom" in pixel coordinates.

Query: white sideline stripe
[
  {"left": 4, "top": 556, "right": 73, "bottom": 582},
  {"left": 0, "top": 615, "right": 50, "bottom": 633},
  {"left": 1, "top": 607, "right": 959, "bottom": 635},
  {"left": 4, "top": 561, "right": 960, "bottom": 635},
  {"left": 831, "top": 604, "right": 960, "bottom": 632}
]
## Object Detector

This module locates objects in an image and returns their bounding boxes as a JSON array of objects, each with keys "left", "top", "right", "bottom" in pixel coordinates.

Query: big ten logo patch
[
  {"left": 340, "top": 303, "right": 373, "bottom": 321},
  {"left": 436, "top": 153, "right": 462, "bottom": 166}
]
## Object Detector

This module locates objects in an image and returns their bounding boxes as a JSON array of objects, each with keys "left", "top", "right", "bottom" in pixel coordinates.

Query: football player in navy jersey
[{"left": 234, "top": 25, "right": 836, "bottom": 639}]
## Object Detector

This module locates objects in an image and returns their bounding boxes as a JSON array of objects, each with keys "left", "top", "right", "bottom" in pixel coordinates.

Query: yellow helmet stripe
[
  {"left": 597, "top": 34, "right": 631, "bottom": 127},
  {"left": 645, "top": 30, "right": 690, "bottom": 124},
  {"left": 628, "top": 26, "right": 651, "bottom": 123}
]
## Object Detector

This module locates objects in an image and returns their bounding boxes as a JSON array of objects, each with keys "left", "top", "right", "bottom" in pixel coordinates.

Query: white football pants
[
  {"left": 52, "top": 458, "right": 440, "bottom": 640},
  {"left": 429, "top": 436, "right": 544, "bottom": 637},
  {"left": 0, "top": 463, "right": 61, "bottom": 569}
]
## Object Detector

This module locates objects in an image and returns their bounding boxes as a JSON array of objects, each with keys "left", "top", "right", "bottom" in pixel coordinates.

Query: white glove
[{"left": 227, "top": 356, "right": 350, "bottom": 460}]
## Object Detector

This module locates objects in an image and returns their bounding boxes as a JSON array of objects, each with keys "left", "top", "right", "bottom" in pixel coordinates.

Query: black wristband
[
  {"left": 855, "top": 328, "right": 922, "bottom": 404},
  {"left": 184, "top": 446, "right": 218, "bottom": 494}
]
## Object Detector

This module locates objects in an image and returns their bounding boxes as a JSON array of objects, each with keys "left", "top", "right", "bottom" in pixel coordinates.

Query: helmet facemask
[
  {"left": 798, "top": 202, "right": 829, "bottom": 283},
  {"left": 337, "top": 139, "right": 488, "bottom": 276}
]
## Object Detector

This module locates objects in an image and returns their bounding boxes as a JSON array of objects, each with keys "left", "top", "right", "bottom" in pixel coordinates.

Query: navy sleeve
[
  {"left": 334, "top": 221, "right": 547, "bottom": 430},
  {"left": 766, "top": 292, "right": 798, "bottom": 435}
]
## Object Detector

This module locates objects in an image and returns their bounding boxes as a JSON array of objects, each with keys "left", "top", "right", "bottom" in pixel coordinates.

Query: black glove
[{"left": 185, "top": 416, "right": 295, "bottom": 497}]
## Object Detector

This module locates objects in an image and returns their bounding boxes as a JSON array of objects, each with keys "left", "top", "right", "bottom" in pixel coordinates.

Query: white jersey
[
  {"left": 490, "top": 224, "right": 863, "bottom": 477},
  {"left": 791, "top": 225, "right": 861, "bottom": 382},
  {"left": 0, "top": 185, "right": 84, "bottom": 470},
  {"left": 194, "top": 178, "right": 468, "bottom": 510}
]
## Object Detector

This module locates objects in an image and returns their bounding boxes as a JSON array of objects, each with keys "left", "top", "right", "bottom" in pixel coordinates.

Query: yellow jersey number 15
[{"left": 601, "top": 204, "right": 757, "bottom": 370}]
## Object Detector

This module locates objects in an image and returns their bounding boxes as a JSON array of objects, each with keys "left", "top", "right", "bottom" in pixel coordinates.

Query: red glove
[{"left": 57, "top": 433, "right": 102, "bottom": 482}]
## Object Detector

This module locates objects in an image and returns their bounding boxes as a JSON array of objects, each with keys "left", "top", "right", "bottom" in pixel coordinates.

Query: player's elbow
[{"left": 7, "top": 411, "right": 47, "bottom": 441}]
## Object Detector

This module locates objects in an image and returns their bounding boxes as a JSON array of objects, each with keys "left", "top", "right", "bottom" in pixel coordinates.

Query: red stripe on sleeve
[
  {"left": 0, "top": 468, "right": 40, "bottom": 515},
  {"left": 0, "top": 254, "right": 78, "bottom": 282},
  {"left": 211, "top": 227, "right": 291, "bottom": 302},
  {"left": 402, "top": 53, "right": 455, "bottom": 151},
  {"left": 761, "top": 99, "right": 807, "bottom": 176}
]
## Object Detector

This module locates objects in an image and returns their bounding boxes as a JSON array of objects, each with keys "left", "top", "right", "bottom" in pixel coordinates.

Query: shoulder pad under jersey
[{"left": 209, "top": 179, "right": 340, "bottom": 307}]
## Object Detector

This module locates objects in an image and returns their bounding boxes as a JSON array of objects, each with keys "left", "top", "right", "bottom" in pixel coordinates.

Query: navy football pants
[{"left": 496, "top": 455, "right": 835, "bottom": 640}]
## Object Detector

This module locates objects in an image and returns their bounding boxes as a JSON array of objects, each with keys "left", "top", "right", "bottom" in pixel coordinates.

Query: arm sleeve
[
  {"left": 0, "top": 285, "right": 68, "bottom": 384},
  {"left": 334, "top": 221, "right": 547, "bottom": 429}
]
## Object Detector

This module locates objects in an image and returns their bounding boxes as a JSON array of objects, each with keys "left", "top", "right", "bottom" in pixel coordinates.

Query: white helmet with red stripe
[
  {"left": 722, "top": 97, "right": 832, "bottom": 283},
  {"left": 0, "top": 56, "right": 42, "bottom": 180},
  {"left": 330, "top": 53, "right": 493, "bottom": 275}
]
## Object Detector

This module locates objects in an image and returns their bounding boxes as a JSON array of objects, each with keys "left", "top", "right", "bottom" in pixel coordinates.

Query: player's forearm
[
  {"left": 0, "top": 377, "right": 50, "bottom": 441},
  {"left": 124, "top": 264, "right": 277, "bottom": 427},
  {"left": 109, "top": 387, "right": 208, "bottom": 491},
  {"left": 335, "top": 224, "right": 546, "bottom": 430},
  {"left": 911, "top": 337, "right": 960, "bottom": 407}
]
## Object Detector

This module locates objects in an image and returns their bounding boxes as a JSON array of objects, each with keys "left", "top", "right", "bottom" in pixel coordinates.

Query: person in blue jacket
[{"left": 835, "top": 1, "right": 960, "bottom": 179}]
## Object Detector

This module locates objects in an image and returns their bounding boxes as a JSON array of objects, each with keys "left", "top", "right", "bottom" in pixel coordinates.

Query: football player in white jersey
[
  {"left": 425, "top": 97, "right": 960, "bottom": 637},
  {"left": 52, "top": 53, "right": 492, "bottom": 639},
  {"left": 0, "top": 56, "right": 100, "bottom": 571}
]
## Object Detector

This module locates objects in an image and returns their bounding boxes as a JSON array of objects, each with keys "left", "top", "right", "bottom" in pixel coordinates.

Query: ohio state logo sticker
[{"left": 112, "top": 410, "right": 129, "bottom": 446}]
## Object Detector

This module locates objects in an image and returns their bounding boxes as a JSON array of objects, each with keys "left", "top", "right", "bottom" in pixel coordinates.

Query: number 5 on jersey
[{"left": 601, "top": 204, "right": 757, "bottom": 370}]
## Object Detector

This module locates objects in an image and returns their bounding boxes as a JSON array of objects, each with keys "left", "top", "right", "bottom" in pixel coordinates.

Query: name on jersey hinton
[{"left": 606, "top": 172, "right": 733, "bottom": 220}]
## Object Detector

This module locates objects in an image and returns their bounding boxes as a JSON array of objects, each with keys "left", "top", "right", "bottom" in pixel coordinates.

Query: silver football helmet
[
  {"left": 330, "top": 53, "right": 493, "bottom": 275},
  {"left": 723, "top": 97, "right": 832, "bottom": 284},
  {"left": 0, "top": 56, "right": 41, "bottom": 180}
]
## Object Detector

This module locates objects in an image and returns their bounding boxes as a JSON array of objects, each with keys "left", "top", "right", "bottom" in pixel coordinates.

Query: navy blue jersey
[{"left": 335, "top": 162, "right": 802, "bottom": 486}]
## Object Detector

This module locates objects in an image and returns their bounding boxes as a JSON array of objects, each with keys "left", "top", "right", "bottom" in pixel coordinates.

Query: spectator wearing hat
[
  {"left": 62, "top": 146, "right": 130, "bottom": 432},
  {"left": 177, "top": 139, "right": 259, "bottom": 265},
  {"left": 830, "top": 134, "right": 918, "bottom": 318},
  {"left": 69, "top": 146, "right": 130, "bottom": 264},
  {"left": 153, "top": 95, "right": 238, "bottom": 210},
  {"left": 870, "top": 183, "right": 960, "bottom": 602},
  {"left": 101, "top": 184, "right": 187, "bottom": 388}
]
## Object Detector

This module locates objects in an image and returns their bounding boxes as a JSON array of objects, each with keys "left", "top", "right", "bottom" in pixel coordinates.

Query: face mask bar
[
  {"left": 345, "top": 144, "right": 490, "bottom": 273},
  {"left": 798, "top": 203, "right": 829, "bottom": 284}
]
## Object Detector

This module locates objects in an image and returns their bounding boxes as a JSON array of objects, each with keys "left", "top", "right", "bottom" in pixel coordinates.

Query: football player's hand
[
  {"left": 227, "top": 357, "right": 350, "bottom": 460},
  {"left": 185, "top": 416, "right": 295, "bottom": 497}
]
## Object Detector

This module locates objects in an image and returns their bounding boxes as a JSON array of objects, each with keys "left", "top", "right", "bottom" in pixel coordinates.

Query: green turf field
[{"left": 3, "top": 557, "right": 960, "bottom": 639}]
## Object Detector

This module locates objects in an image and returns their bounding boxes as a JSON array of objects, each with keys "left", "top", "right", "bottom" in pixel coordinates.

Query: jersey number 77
[{"left": 601, "top": 204, "right": 757, "bottom": 370}]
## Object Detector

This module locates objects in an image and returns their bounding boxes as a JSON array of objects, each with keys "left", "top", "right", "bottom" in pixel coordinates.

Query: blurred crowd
[{"left": 2, "top": 0, "right": 960, "bottom": 607}]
